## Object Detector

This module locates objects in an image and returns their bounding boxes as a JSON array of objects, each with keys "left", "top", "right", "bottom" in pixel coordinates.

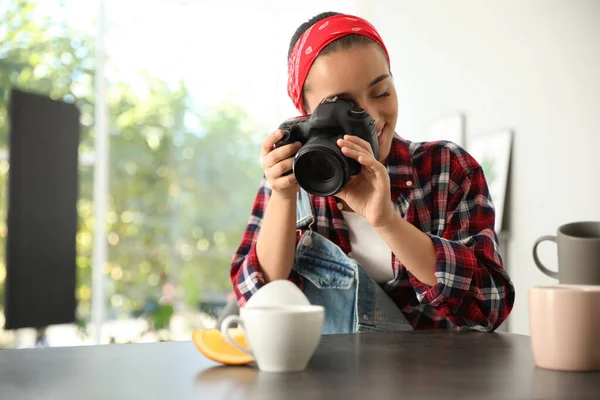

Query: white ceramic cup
[{"left": 220, "top": 305, "right": 324, "bottom": 373}]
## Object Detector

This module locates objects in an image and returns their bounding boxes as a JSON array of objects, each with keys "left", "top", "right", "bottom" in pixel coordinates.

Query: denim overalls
[{"left": 294, "top": 189, "right": 413, "bottom": 334}]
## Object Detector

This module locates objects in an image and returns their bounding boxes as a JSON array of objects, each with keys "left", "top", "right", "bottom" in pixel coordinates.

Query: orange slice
[{"left": 192, "top": 328, "right": 253, "bottom": 365}]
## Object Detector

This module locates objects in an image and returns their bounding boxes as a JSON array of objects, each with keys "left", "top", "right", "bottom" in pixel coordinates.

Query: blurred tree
[{"left": 0, "top": 0, "right": 264, "bottom": 336}]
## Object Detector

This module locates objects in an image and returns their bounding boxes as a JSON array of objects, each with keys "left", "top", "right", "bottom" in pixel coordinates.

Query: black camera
[{"left": 274, "top": 97, "right": 379, "bottom": 197}]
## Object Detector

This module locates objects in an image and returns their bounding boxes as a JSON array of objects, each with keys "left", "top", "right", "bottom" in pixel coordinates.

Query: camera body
[{"left": 274, "top": 97, "right": 379, "bottom": 197}]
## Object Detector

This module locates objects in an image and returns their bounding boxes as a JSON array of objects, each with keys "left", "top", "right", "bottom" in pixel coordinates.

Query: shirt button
[
  {"left": 363, "top": 315, "right": 369, "bottom": 321},
  {"left": 302, "top": 235, "right": 313, "bottom": 247},
  {"left": 337, "top": 202, "right": 343, "bottom": 210},
  {"left": 406, "top": 180, "right": 413, "bottom": 187}
]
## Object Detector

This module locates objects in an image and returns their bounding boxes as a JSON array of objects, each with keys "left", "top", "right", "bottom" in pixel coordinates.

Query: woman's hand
[
  {"left": 336, "top": 135, "right": 394, "bottom": 228},
  {"left": 261, "top": 129, "right": 302, "bottom": 200}
]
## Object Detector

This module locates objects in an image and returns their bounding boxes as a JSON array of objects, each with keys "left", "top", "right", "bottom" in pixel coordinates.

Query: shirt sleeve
[
  {"left": 408, "top": 152, "right": 516, "bottom": 332},
  {"left": 230, "top": 176, "right": 303, "bottom": 306}
]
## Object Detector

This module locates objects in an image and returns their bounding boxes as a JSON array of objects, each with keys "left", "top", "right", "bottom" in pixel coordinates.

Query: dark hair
[{"left": 288, "top": 12, "right": 382, "bottom": 111}]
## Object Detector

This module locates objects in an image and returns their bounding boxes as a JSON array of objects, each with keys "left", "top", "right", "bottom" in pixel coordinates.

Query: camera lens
[
  {"left": 293, "top": 137, "right": 354, "bottom": 197},
  {"left": 308, "top": 155, "right": 335, "bottom": 182}
]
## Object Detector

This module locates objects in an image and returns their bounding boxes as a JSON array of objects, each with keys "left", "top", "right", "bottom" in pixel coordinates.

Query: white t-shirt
[{"left": 341, "top": 210, "right": 394, "bottom": 283}]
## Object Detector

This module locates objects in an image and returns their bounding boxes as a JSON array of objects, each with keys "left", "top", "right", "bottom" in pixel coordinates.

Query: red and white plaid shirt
[{"left": 230, "top": 135, "right": 515, "bottom": 331}]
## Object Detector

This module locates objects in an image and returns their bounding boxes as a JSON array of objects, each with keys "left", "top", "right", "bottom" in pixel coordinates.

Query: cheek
[
  {"left": 370, "top": 93, "right": 397, "bottom": 123},
  {"left": 383, "top": 102, "right": 398, "bottom": 133},
  {"left": 384, "top": 96, "right": 398, "bottom": 119}
]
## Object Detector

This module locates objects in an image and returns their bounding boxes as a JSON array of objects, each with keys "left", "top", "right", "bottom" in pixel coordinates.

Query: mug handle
[
  {"left": 532, "top": 235, "right": 559, "bottom": 279},
  {"left": 220, "top": 315, "right": 253, "bottom": 358}
]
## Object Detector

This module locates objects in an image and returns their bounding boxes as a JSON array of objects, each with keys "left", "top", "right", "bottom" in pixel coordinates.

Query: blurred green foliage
[{"left": 0, "top": 0, "right": 264, "bottom": 328}]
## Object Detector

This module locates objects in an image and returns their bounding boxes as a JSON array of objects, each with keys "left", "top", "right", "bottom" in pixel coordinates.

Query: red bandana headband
[{"left": 287, "top": 14, "right": 391, "bottom": 115}]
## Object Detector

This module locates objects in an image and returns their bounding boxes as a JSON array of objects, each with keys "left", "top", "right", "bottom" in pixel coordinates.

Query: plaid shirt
[{"left": 231, "top": 135, "right": 515, "bottom": 331}]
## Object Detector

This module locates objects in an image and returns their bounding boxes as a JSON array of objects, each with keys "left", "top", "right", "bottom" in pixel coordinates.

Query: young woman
[{"left": 229, "top": 11, "right": 515, "bottom": 334}]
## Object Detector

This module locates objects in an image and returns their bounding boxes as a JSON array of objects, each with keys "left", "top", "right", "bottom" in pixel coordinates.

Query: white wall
[{"left": 358, "top": 0, "right": 600, "bottom": 334}]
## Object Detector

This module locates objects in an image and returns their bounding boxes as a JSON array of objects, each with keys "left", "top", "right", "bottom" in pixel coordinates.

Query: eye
[{"left": 374, "top": 90, "right": 390, "bottom": 99}]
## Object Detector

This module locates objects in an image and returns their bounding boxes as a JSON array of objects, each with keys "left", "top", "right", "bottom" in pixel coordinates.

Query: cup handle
[
  {"left": 220, "top": 315, "right": 253, "bottom": 358},
  {"left": 532, "top": 235, "right": 559, "bottom": 279}
]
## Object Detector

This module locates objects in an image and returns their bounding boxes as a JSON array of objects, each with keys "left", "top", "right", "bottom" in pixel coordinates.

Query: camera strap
[{"left": 296, "top": 188, "right": 315, "bottom": 230}]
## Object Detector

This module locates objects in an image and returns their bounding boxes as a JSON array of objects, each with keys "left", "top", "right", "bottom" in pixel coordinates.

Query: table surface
[{"left": 1, "top": 331, "right": 599, "bottom": 400}]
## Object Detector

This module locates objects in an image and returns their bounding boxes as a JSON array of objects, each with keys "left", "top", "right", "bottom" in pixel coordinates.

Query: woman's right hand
[{"left": 261, "top": 129, "right": 302, "bottom": 200}]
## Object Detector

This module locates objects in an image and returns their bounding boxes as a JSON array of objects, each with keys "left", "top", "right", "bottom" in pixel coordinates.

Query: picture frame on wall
[
  {"left": 425, "top": 113, "right": 465, "bottom": 147},
  {"left": 467, "top": 129, "right": 513, "bottom": 233}
]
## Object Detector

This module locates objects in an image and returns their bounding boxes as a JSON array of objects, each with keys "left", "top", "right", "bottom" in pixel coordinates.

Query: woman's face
[{"left": 303, "top": 43, "right": 398, "bottom": 164}]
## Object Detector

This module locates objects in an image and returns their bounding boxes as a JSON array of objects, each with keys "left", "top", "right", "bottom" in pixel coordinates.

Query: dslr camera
[{"left": 274, "top": 97, "right": 379, "bottom": 197}]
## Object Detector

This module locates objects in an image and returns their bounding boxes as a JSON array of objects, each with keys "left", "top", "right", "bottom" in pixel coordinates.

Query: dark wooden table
[{"left": 1, "top": 331, "right": 599, "bottom": 399}]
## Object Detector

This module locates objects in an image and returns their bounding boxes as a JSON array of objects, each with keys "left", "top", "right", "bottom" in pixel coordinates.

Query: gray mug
[{"left": 533, "top": 221, "right": 600, "bottom": 284}]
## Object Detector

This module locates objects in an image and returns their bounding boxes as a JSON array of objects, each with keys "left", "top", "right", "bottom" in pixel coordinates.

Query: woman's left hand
[{"left": 336, "top": 135, "right": 395, "bottom": 228}]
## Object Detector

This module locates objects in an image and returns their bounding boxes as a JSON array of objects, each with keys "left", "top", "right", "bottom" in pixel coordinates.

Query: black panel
[{"left": 4, "top": 89, "right": 80, "bottom": 329}]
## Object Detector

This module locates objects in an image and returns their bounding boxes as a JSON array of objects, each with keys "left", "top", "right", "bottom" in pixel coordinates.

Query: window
[
  {"left": 0, "top": 0, "right": 96, "bottom": 347},
  {"left": 0, "top": 0, "right": 357, "bottom": 347}
]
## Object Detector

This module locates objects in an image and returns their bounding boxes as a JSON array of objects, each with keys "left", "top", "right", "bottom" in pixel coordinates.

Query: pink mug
[{"left": 529, "top": 285, "right": 600, "bottom": 371}]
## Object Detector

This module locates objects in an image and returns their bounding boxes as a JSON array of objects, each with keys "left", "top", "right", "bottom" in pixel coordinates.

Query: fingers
[
  {"left": 338, "top": 137, "right": 372, "bottom": 160},
  {"left": 261, "top": 130, "right": 301, "bottom": 195},
  {"left": 265, "top": 157, "right": 294, "bottom": 181},
  {"left": 262, "top": 141, "right": 301, "bottom": 169},
  {"left": 338, "top": 140, "right": 367, "bottom": 154},
  {"left": 266, "top": 156, "right": 298, "bottom": 193},
  {"left": 340, "top": 146, "right": 368, "bottom": 162},
  {"left": 270, "top": 172, "right": 299, "bottom": 192},
  {"left": 342, "top": 135, "right": 375, "bottom": 154},
  {"left": 261, "top": 129, "right": 285, "bottom": 156},
  {"left": 338, "top": 137, "right": 386, "bottom": 177},
  {"left": 356, "top": 155, "right": 379, "bottom": 167}
]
